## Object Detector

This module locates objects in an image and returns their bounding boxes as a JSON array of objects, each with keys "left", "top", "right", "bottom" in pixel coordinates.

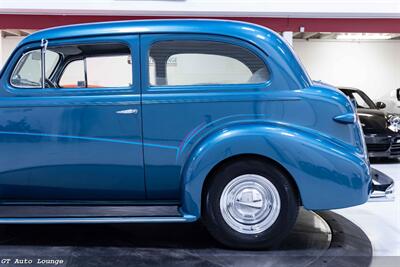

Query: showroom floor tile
[{"left": 335, "top": 158, "right": 400, "bottom": 259}]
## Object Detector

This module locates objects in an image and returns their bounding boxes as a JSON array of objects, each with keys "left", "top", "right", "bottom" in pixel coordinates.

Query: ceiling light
[{"left": 336, "top": 33, "right": 393, "bottom": 40}]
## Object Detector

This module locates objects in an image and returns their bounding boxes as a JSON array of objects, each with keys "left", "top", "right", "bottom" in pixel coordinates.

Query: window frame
[
  {"left": 4, "top": 35, "right": 139, "bottom": 96},
  {"left": 141, "top": 34, "right": 272, "bottom": 93}
]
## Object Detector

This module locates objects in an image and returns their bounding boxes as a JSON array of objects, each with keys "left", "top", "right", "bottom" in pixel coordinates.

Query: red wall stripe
[{"left": 0, "top": 14, "right": 400, "bottom": 33}]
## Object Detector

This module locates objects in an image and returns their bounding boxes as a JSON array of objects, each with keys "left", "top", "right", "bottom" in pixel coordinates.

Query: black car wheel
[{"left": 202, "top": 158, "right": 299, "bottom": 249}]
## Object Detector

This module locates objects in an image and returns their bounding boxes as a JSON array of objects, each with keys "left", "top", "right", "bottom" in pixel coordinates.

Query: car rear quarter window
[{"left": 148, "top": 40, "right": 269, "bottom": 87}]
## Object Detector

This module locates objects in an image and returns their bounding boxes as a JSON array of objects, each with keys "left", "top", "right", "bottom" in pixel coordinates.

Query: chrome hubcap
[{"left": 220, "top": 174, "right": 281, "bottom": 234}]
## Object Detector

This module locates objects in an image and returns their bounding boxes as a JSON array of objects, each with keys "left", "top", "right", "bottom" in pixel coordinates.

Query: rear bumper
[{"left": 369, "top": 168, "right": 395, "bottom": 202}]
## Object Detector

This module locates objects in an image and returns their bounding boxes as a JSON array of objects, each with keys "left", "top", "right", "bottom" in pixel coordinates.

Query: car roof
[{"left": 20, "top": 19, "right": 278, "bottom": 47}]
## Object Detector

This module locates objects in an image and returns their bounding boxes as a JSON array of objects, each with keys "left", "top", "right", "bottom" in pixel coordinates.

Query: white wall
[
  {"left": 1, "top": 36, "right": 22, "bottom": 65},
  {"left": 293, "top": 39, "right": 400, "bottom": 105}
]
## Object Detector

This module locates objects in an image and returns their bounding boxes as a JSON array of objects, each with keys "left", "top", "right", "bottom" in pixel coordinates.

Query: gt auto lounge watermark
[{"left": 0, "top": 257, "right": 66, "bottom": 266}]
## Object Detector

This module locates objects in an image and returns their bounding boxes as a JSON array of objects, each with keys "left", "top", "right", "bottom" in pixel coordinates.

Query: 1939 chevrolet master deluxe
[{"left": 0, "top": 20, "right": 383, "bottom": 249}]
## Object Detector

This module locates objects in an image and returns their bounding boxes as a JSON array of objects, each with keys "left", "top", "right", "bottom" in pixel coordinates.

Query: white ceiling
[
  {"left": 293, "top": 32, "right": 400, "bottom": 40},
  {"left": 1, "top": 0, "right": 400, "bottom": 18},
  {"left": 1, "top": 29, "right": 34, "bottom": 37}
]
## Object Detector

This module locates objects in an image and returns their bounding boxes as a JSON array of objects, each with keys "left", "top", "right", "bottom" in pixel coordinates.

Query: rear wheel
[{"left": 202, "top": 158, "right": 299, "bottom": 249}]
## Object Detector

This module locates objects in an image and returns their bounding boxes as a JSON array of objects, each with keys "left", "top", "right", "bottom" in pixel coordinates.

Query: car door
[
  {"left": 0, "top": 35, "right": 145, "bottom": 202},
  {"left": 140, "top": 34, "right": 271, "bottom": 200}
]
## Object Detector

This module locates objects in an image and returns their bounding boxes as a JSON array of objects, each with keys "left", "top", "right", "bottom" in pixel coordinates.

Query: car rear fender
[{"left": 180, "top": 122, "right": 370, "bottom": 219}]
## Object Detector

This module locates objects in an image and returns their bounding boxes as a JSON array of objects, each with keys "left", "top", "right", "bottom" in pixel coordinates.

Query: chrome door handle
[{"left": 116, "top": 109, "right": 138, "bottom": 115}]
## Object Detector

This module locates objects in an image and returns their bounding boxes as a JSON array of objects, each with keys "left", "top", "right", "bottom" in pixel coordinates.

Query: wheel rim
[{"left": 219, "top": 174, "right": 281, "bottom": 234}]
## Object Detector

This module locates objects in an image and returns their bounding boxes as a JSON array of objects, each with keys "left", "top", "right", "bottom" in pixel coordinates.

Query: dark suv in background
[{"left": 339, "top": 87, "right": 400, "bottom": 159}]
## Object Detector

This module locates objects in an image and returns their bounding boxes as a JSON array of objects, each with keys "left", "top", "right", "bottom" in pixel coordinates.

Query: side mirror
[
  {"left": 397, "top": 88, "right": 400, "bottom": 101},
  {"left": 376, "top": 101, "right": 386, "bottom": 109}
]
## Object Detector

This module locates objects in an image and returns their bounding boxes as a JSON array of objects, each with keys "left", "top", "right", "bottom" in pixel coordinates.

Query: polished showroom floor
[{"left": 335, "top": 158, "right": 400, "bottom": 261}]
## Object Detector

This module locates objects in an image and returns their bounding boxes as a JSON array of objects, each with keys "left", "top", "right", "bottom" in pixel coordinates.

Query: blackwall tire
[{"left": 202, "top": 158, "right": 299, "bottom": 249}]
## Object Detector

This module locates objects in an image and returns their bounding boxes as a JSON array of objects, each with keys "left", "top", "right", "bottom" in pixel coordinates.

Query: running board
[
  {"left": 0, "top": 215, "right": 197, "bottom": 224},
  {"left": 0, "top": 205, "right": 197, "bottom": 223}
]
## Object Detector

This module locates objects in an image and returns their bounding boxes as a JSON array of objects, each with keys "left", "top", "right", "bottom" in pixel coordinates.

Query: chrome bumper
[{"left": 369, "top": 168, "right": 395, "bottom": 202}]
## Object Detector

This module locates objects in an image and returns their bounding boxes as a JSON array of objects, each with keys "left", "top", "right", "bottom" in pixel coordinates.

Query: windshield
[{"left": 340, "top": 89, "right": 376, "bottom": 109}]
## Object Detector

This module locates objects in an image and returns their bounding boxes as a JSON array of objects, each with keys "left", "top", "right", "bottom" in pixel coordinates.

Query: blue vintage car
[{"left": 0, "top": 19, "right": 380, "bottom": 249}]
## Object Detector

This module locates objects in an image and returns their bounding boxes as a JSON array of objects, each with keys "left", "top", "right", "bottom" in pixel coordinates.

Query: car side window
[
  {"left": 59, "top": 60, "right": 85, "bottom": 88},
  {"left": 352, "top": 93, "right": 371, "bottom": 109},
  {"left": 10, "top": 43, "right": 132, "bottom": 89},
  {"left": 60, "top": 54, "right": 132, "bottom": 88},
  {"left": 11, "top": 50, "right": 59, "bottom": 88},
  {"left": 148, "top": 40, "right": 269, "bottom": 87}
]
